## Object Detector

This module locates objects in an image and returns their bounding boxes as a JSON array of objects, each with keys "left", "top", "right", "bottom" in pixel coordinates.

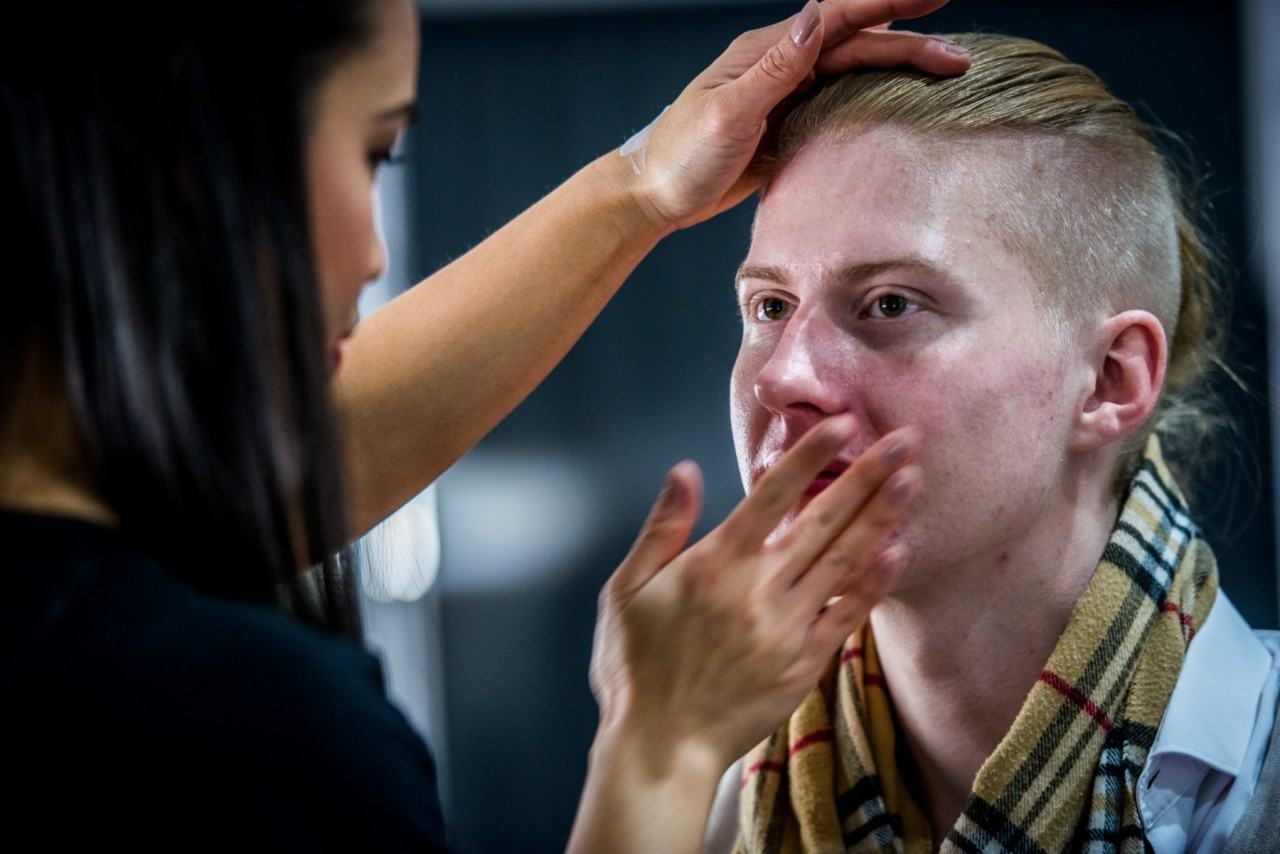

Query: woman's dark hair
[{"left": 0, "top": 1, "right": 380, "bottom": 634}]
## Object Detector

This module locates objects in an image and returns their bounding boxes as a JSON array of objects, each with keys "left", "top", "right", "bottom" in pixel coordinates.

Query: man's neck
[{"left": 869, "top": 475, "right": 1120, "bottom": 847}]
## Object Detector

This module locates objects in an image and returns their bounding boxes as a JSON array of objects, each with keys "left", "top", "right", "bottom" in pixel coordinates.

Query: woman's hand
[
  {"left": 569, "top": 418, "right": 920, "bottom": 853},
  {"left": 593, "top": 416, "right": 919, "bottom": 766},
  {"left": 631, "top": 0, "right": 970, "bottom": 231}
]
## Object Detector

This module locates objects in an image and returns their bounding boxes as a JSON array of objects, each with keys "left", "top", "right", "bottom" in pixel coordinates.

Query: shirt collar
[{"left": 1146, "top": 592, "right": 1271, "bottom": 776}]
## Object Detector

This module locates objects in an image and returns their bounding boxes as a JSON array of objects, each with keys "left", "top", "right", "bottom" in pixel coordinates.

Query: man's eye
[
  {"left": 868, "top": 293, "right": 917, "bottom": 319},
  {"left": 756, "top": 297, "right": 793, "bottom": 321}
]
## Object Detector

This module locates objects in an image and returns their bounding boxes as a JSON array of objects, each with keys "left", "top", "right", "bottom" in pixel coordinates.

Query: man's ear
[{"left": 1073, "top": 310, "right": 1167, "bottom": 451}]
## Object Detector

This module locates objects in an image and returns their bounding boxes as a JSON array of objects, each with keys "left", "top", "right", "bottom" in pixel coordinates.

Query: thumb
[
  {"left": 727, "top": 0, "right": 824, "bottom": 121},
  {"left": 610, "top": 461, "right": 704, "bottom": 599}
]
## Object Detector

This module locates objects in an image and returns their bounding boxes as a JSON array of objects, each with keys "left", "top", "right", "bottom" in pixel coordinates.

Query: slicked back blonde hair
[{"left": 771, "top": 33, "right": 1222, "bottom": 495}]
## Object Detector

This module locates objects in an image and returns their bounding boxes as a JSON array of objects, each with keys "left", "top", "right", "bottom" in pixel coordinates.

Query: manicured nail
[
  {"left": 885, "top": 469, "right": 915, "bottom": 505},
  {"left": 819, "top": 415, "right": 855, "bottom": 443},
  {"left": 879, "top": 426, "right": 920, "bottom": 466},
  {"left": 659, "top": 462, "right": 691, "bottom": 502},
  {"left": 791, "top": 0, "right": 820, "bottom": 47},
  {"left": 880, "top": 435, "right": 910, "bottom": 468},
  {"left": 872, "top": 548, "right": 905, "bottom": 585}
]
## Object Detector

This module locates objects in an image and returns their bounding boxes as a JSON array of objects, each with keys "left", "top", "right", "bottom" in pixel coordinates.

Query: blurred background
[{"left": 358, "top": 0, "right": 1280, "bottom": 850}]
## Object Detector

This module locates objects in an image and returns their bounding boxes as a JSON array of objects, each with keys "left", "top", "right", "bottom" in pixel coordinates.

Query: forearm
[{"left": 335, "top": 149, "right": 669, "bottom": 536}]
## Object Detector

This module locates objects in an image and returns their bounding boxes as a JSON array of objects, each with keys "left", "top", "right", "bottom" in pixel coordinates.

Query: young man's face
[{"left": 731, "top": 129, "right": 1090, "bottom": 593}]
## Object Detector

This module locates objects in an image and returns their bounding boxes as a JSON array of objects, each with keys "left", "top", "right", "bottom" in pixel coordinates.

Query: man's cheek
[
  {"left": 728, "top": 363, "right": 760, "bottom": 440},
  {"left": 728, "top": 374, "right": 756, "bottom": 489}
]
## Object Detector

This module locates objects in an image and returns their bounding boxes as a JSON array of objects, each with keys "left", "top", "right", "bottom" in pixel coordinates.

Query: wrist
[
  {"left": 590, "top": 702, "right": 728, "bottom": 795},
  {"left": 589, "top": 144, "right": 682, "bottom": 243},
  {"left": 572, "top": 712, "right": 725, "bottom": 854}
]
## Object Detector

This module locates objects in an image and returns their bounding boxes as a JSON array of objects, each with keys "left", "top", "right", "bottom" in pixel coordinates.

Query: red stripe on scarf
[
  {"left": 1038, "top": 670, "right": 1113, "bottom": 731},
  {"left": 741, "top": 759, "right": 787, "bottom": 788},
  {"left": 840, "top": 645, "right": 864, "bottom": 664},
  {"left": 738, "top": 730, "right": 835, "bottom": 788},
  {"left": 1162, "top": 601, "right": 1196, "bottom": 640},
  {"left": 789, "top": 728, "right": 834, "bottom": 756}
]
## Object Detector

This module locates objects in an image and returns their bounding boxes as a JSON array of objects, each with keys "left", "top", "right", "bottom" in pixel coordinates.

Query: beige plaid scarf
[{"left": 738, "top": 438, "right": 1218, "bottom": 853}]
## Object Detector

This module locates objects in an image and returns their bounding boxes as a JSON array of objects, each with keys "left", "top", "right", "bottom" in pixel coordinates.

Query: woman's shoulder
[
  {"left": 3, "top": 509, "right": 371, "bottom": 704},
  {"left": 1, "top": 510, "right": 447, "bottom": 849}
]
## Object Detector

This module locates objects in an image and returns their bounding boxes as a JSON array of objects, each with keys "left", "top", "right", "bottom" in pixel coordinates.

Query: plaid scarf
[{"left": 738, "top": 438, "right": 1218, "bottom": 853}]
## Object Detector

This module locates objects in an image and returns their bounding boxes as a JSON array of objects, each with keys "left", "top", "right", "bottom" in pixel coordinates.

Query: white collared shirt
[{"left": 1140, "top": 593, "right": 1280, "bottom": 853}]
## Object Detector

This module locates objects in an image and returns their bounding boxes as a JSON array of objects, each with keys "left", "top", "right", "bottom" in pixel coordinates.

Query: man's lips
[
  {"left": 753, "top": 454, "right": 857, "bottom": 498},
  {"left": 805, "top": 459, "right": 851, "bottom": 497}
]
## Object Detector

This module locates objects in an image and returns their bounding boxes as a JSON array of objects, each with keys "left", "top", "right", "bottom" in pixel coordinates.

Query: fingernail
[
  {"left": 790, "top": 0, "right": 820, "bottom": 47},
  {"left": 944, "top": 43, "right": 971, "bottom": 58},
  {"left": 879, "top": 435, "right": 910, "bottom": 467},
  {"left": 886, "top": 470, "right": 914, "bottom": 505},
  {"left": 659, "top": 465, "right": 684, "bottom": 501},
  {"left": 873, "top": 549, "right": 904, "bottom": 584},
  {"left": 924, "top": 35, "right": 956, "bottom": 46},
  {"left": 821, "top": 415, "right": 856, "bottom": 443}
]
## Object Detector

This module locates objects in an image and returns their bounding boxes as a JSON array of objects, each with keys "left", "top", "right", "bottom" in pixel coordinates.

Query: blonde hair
[{"left": 770, "top": 33, "right": 1222, "bottom": 494}]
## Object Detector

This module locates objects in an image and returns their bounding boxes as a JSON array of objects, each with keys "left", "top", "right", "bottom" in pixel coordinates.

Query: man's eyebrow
[
  {"left": 735, "top": 264, "right": 786, "bottom": 291},
  {"left": 735, "top": 257, "right": 946, "bottom": 292}
]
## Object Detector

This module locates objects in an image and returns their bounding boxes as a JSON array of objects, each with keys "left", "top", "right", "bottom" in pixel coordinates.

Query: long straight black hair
[{"left": 0, "top": 1, "right": 380, "bottom": 634}]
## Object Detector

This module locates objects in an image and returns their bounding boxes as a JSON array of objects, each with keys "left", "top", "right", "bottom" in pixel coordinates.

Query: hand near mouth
[{"left": 578, "top": 415, "right": 920, "bottom": 851}]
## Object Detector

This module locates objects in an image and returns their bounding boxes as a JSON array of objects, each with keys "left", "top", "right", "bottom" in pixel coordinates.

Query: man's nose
[{"left": 753, "top": 311, "right": 850, "bottom": 420}]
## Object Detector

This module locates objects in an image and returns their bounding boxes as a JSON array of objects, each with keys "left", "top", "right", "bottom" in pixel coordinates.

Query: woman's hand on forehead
[{"left": 626, "top": 0, "right": 970, "bottom": 233}]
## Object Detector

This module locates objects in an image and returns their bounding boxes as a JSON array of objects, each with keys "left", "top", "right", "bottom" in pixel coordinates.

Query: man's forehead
[
  {"left": 745, "top": 129, "right": 1070, "bottom": 282},
  {"left": 763, "top": 130, "right": 934, "bottom": 208},
  {"left": 746, "top": 139, "right": 964, "bottom": 275}
]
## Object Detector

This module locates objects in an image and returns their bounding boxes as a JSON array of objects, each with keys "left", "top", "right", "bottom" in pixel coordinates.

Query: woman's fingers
[
  {"left": 716, "top": 415, "right": 857, "bottom": 551},
  {"left": 609, "top": 461, "right": 704, "bottom": 600},
  {"left": 770, "top": 427, "right": 919, "bottom": 577},
  {"left": 726, "top": 0, "right": 825, "bottom": 102},
  {"left": 784, "top": 462, "right": 920, "bottom": 611},
  {"left": 587, "top": 423, "right": 925, "bottom": 782},
  {"left": 631, "top": 0, "right": 964, "bottom": 232},
  {"left": 807, "top": 543, "right": 907, "bottom": 648},
  {"left": 818, "top": 0, "right": 954, "bottom": 43},
  {"left": 717, "top": 3, "right": 969, "bottom": 127},
  {"left": 816, "top": 1, "right": 970, "bottom": 75},
  {"left": 815, "top": 29, "right": 970, "bottom": 77}
]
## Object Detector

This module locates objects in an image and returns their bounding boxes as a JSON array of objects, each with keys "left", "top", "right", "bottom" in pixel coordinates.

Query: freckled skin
[{"left": 731, "top": 130, "right": 1089, "bottom": 599}]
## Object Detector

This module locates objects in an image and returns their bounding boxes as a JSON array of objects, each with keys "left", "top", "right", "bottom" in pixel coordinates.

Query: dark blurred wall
[{"left": 405, "top": 2, "right": 1272, "bottom": 850}]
